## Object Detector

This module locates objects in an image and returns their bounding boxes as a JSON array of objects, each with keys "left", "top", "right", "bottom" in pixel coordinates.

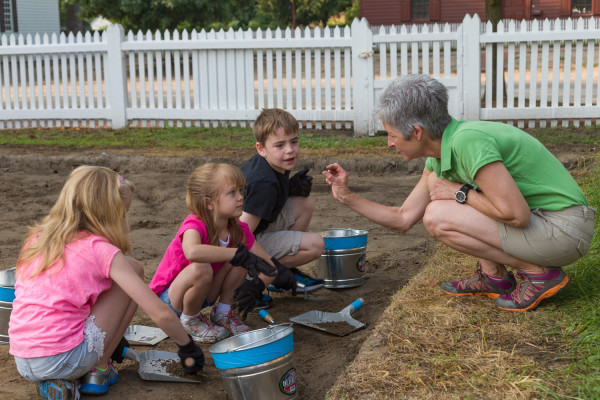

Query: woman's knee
[{"left": 423, "top": 202, "right": 446, "bottom": 237}]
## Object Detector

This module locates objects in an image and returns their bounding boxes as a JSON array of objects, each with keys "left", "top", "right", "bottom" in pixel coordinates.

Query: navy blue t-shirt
[{"left": 241, "top": 154, "right": 290, "bottom": 235}]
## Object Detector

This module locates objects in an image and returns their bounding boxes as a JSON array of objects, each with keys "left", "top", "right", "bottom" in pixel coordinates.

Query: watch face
[{"left": 455, "top": 191, "right": 467, "bottom": 203}]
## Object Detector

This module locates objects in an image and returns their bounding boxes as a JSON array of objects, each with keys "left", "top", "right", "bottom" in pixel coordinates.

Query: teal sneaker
[
  {"left": 79, "top": 362, "right": 118, "bottom": 395},
  {"left": 36, "top": 379, "right": 79, "bottom": 400}
]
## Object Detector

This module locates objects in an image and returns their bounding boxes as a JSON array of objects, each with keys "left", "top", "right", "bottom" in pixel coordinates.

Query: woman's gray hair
[{"left": 374, "top": 75, "right": 452, "bottom": 139}]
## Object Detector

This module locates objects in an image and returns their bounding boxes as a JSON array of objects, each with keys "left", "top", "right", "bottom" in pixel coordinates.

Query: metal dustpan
[
  {"left": 126, "top": 349, "right": 203, "bottom": 383},
  {"left": 124, "top": 325, "right": 168, "bottom": 346},
  {"left": 290, "top": 298, "right": 365, "bottom": 336}
]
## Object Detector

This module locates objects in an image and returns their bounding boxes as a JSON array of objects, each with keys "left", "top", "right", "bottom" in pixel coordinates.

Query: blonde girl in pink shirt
[
  {"left": 9, "top": 166, "right": 205, "bottom": 400},
  {"left": 150, "top": 163, "right": 293, "bottom": 342}
]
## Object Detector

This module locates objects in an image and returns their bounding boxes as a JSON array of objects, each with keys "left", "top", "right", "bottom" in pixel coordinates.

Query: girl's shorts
[
  {"left": 159, "top": 286, "right": 212, "bottom": 316},
  {"left": 13, "top": 316, "right": 105, "bottom": 382},
  {"left": 498, "top": 205, "right": 595, "bottom": 266}
]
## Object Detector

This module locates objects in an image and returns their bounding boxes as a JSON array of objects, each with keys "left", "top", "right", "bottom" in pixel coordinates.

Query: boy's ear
[{"left": 255, "top": 141, "right": 266, "bottom": 157}]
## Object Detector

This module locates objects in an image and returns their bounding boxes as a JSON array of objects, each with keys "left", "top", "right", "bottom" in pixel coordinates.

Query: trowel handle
[
  {"left": 259, "top": 309, "right": 275, "bottom": 324},
  {"left": 349, "top": 298, "right": 364, "bottom": 313}
]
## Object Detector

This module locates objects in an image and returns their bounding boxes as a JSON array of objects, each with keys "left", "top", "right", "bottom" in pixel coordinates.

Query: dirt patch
[
  {"left": 0, "top": 141, "right": 591, "bottom": 400},
  {"left": 0, "top": 149, "right": 432, "bottom": 400}
]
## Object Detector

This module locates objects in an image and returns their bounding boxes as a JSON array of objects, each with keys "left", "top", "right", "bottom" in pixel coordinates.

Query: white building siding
[{"left": 16, "top": 0, "right": 59, "bottom": 34}]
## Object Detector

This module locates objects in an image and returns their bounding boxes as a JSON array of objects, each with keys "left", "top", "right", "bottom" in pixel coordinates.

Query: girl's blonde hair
[
  {"left": 17, "top": 166, "right": 131, "bottom": 278},
  {"left": 186, "top": 163, "right": 246, "bottom": 247}
]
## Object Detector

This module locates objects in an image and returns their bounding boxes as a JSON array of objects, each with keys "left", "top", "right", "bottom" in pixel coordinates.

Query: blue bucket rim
[{"left": 209, "top": 324, "right": 293, "bottom": 369}]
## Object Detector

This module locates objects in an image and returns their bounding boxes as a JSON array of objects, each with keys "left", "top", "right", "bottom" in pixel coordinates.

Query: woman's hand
[{"left": 323, "top": 163, "right": 352, "bottom": 203}]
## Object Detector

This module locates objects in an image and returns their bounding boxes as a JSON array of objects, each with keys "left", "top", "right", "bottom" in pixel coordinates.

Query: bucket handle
[{"left": 226, "top": 323, "right": 292, "bottom": 353}]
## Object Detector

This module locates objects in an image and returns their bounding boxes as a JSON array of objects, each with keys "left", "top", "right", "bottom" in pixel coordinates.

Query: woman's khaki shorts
[{"left": 498, "top": 205, "right": 595, "bottom": 267}]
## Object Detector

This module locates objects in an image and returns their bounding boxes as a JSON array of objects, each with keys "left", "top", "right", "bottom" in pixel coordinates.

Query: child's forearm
[{"left": 183, "top": 244, "right": 237, "bottom": 264}]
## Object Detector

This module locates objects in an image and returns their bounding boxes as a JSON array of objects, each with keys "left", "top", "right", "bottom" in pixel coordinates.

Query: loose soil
[{"left": 0, "top": 141, "right": 591, "bottom": 400}]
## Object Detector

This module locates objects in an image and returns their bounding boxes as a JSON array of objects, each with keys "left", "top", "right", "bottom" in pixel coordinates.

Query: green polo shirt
[{"left": 425, "top": 118, "right": 588, "bottom": 210}]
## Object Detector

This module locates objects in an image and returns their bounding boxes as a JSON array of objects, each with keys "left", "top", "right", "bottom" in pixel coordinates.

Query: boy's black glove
[
  {"left": 270, "top": 257, "right": 297, "bottom": 296},
  {"left": 111, "top": 336, "right": 130, "bottom": 364},
  {"left": 177, "top": 335, "right": 205, "bottom": 375},
  {"left": 289, "top": 168, "right": 313, "bottom": 197},
  {"left": 231, "top": 243, "right": 276, "bottom": 279},
  {"left": 233, "top": 278, "right": 265, "bottom": 321}
]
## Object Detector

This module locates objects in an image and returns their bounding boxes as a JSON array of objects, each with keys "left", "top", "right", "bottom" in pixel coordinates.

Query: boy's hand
[
  {"left": 270, "top": 257, "right": 297, "bottom": 295},
  {"left": 233, "top": 278, "right": 266, "bottom": 320},
  {"left": 231, "top": 243, "right": 276, "bottom": 278},
  {"left": 177, "top": 335, "right": 205, "bottom": 374},
  {"left": 289, "top": 168, "right": 313, "bottom": 197}
]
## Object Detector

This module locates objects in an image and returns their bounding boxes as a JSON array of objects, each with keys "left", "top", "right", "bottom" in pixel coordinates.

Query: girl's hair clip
[{"left": 119, "top": 175, "right": 126, "bottom": 186}]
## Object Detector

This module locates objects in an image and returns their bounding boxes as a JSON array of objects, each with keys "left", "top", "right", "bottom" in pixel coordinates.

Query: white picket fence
[{"left": 1, "top": 15, "right": 600, "bottom": 135}]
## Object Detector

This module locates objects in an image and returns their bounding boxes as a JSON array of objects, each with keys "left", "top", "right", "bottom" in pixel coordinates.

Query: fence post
[
  {"left": 105, "top": 24, "right": 127, "bottom": 129},
  {"left": 351, "top": 18, "right": 375, "bottom": 137},
  {"left": 461, "top": 14, "right": 481, "bottom": 121}
]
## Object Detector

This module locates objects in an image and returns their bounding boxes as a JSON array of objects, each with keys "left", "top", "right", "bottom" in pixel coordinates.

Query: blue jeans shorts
[
  {"left": 159, "top": 286, "right": 212, "bottom": 316},
  {"left": 13, "top": 316, "right": 105, "bottom": 382}
]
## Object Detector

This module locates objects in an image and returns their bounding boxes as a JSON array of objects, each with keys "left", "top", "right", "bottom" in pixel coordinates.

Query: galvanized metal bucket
[
  {"left": 209, "top": 324, "right": 298, "bottom": 399},
  {"left": 315, "top": 246, "right": 367, "bottom": 288}
]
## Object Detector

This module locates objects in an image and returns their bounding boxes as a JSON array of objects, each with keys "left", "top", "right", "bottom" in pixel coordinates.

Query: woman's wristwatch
[{"left": 455, "top": 184, "right": 474, "bottom": 204}]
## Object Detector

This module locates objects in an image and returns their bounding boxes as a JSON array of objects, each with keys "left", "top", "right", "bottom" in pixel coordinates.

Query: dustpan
[
  {"left": 289, "top": 298, "right": 365, "bottom": 336},
  {"left": 125, "top": 348, "right": 203, "bottom": 383},
  {"left": 124, "top": 325, "right": 168, "bottom": 345}
]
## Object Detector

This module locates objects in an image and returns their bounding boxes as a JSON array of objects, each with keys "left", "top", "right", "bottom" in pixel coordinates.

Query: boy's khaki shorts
[
  {"left": 256, "top": 198, "right": 302, "bottom": 260},
  {"left": 498, "top": 205, "right": 595, "bottom": 267}
]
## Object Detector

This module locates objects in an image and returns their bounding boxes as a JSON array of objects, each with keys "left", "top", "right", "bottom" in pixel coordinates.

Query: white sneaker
[
  {"left": 211, "top": 307, "right": 249, "bottom": 336},
  {"left": 182, "top": 314, "right": 229, "bottom": 343}
]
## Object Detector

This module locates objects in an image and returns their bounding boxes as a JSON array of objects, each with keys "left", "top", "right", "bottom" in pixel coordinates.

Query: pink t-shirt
[
  {"left": 9, "top": 233, "right": 119, "bottom": 358},
  {"left": 149, "top": 215, "right": 255, "bottom": 296}
]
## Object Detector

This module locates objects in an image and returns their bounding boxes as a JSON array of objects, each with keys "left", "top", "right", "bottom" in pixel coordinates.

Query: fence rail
[{"left": 0, "top": 15, "right": 599, "bottom": 135}]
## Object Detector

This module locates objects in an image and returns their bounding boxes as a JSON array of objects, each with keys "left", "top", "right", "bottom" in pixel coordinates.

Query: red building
[{"left": 360, "top": 0, "right": 600, "bottom": 25}]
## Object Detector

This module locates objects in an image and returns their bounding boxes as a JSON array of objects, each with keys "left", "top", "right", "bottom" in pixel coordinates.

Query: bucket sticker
[
  {"left": 279, "top": 368, "right": 297, "bottom": 395},
  {"left": 357, "top": 255, "right": 366, "bottom": 272}
]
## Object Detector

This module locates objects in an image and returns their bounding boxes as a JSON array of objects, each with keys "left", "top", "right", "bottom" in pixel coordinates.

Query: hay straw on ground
[{"left": 327, "top": 244, "right": 574, "bottom": 400}]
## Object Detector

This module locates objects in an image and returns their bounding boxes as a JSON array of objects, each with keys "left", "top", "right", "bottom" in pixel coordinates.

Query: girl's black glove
[
  {"left": 289, "top": 168, "right": 313, "bottom": 197},
  {"left": 231, "top": 244, "right": 276, "bottom": 279},
  {"left": 270, "top": 257, "right": 297, "bottom": 296},
  {"left": 177, "top": 335, "right": 205, "bottom": 375},
  {"left": 111, "top": 336, "right": 130, "bottom": 364},
  {"left": 233, "top": 278, "right": 265, "bottom": 320}
]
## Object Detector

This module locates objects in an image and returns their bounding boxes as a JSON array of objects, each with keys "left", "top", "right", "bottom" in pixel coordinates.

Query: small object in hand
[{"left": 184, "top": 357, "right": 196, "bottom": 368}]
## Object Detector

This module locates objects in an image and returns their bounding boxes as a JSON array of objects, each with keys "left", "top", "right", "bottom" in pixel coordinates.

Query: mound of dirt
[{"left": 0, "top": 148, "right": 432, "bottom": 400}]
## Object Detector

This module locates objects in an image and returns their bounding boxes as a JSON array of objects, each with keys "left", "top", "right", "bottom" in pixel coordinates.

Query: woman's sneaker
[
  {"left": 440, "top": 263, "right": 517, "bottom": 299},
  {"left": 79, "top": 362, "right": 118, "bottom": 395},
  {"left": 495, "top": 268, "right": 570, "bottom": 312},
  {"left": 182, "top": 314, "right": 229, "bottom": 343},
  {"left": 210, "top": 307, "right": 249, "bottom": 336},
  {"left": 36, "top": 379, "right": 79, "bottom": 400}
]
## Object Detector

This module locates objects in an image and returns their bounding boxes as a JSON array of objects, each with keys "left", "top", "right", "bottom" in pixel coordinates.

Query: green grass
[
  {"left": 0, "top": 126, "right": 387, "bottom": 150},
  {"left": 554, "top": 156, "right": 600, "bottom": 398}
]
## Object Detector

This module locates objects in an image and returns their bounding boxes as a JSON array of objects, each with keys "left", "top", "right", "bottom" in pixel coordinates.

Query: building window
[
  {"left": 572, "top": 0, "right": 592, "bottom": 14},
  {"left": 3, "top": 0, "right": 13, "bottom": 32},
  {"left": 411, "top": 0, "right": 429, "bottom": 19}
]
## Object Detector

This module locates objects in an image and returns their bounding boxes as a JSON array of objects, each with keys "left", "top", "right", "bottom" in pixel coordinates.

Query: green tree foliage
[
  {"left": 72, "top": 0, "right": 233, "bottom": 32},
  {"left": 255, "top": 0, "right": 351, "bottom": 29}
]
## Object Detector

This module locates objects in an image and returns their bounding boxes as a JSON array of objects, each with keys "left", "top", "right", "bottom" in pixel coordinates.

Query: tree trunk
[{"left": 65, "top": 3, "right": 83, "bottom": 33}]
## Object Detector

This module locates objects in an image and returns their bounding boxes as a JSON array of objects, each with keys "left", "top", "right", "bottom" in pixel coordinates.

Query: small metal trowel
[{"left": 289, "top": 298, "right": 366, "bottom": 336}]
